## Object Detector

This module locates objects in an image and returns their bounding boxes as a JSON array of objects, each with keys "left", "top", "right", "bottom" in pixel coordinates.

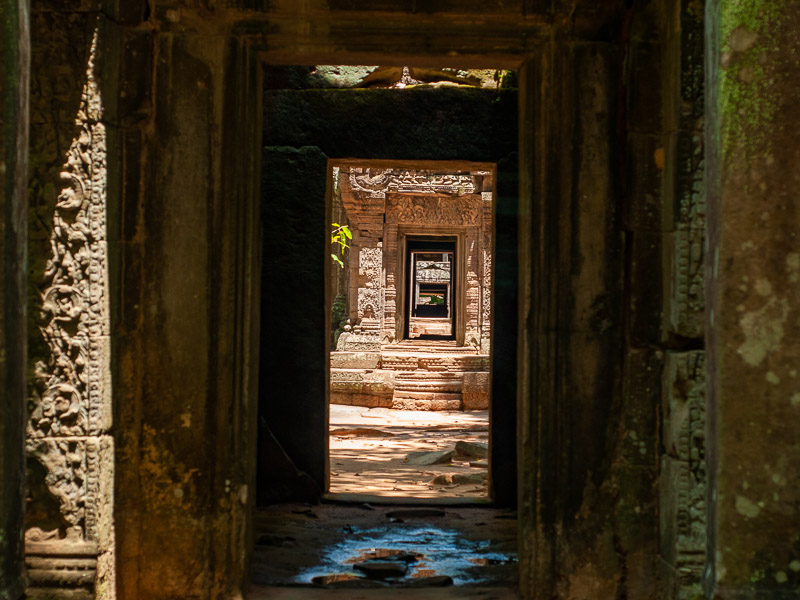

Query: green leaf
[
  {"left": 331, "top": 253, "right": 344, "bottom": 268},
  {"left": 342, "top": 226, "right": 352, "bottom": 239}
]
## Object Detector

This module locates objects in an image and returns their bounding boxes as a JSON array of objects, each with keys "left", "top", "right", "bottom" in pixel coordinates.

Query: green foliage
[
  {"left": 331, "top": 222, "right": 351, "bottom": 268},
  {"left": 493, "top": 69, "right": 517, "bottom": 89}
]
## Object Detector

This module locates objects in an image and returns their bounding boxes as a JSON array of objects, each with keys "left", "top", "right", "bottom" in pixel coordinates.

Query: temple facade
[{"left": 330, "top": 165, "right": 492, "bottom": 410}]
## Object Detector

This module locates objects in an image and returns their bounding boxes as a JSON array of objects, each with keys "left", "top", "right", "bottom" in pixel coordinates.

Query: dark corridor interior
[
  {"left": 252, "top": 66, "right": 521, "bottom": 593},
  {"left": 255, "top": 67, "right": 520, "bottom": 508}
]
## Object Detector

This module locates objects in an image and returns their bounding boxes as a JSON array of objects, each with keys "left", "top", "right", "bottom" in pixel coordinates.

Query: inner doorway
[
  {"left": 327, "top": 162, "right": 493, "bottom": 501},
  {"left": 407, "top": 240, "right": 455, "bottom": 340}
]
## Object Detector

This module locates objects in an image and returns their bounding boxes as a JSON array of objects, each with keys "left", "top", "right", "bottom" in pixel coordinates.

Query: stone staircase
[{"left": 330, "top": 344, "right": 489, "bottom": 411}]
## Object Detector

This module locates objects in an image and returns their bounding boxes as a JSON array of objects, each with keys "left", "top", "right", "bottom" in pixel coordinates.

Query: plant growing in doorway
[{"left": 331, "top": 223, "right": 352, "bottom": 268}]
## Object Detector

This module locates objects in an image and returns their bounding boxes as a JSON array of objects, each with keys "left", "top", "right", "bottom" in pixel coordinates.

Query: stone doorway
[
  {"left": 406, "top": 240, "right": 455, "bottom": 340},
  {"left": 255, "top": 66, "right": 519, "bottom": 595},
  {"left": 327, "top": 162, "right": 494, "bottom": 501}
]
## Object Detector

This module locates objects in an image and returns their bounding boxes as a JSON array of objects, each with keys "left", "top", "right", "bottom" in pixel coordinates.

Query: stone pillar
[
  {"left": 351, "top": 244, "right": 383, "bottom": 346},
  {"left": 0, "top": 1, "right": 29, "bottom": 598},
  {"left": 705, "top": 0, "right": 800, "bottom": 595},
  {"left": 114, "top": 30, "right": 263, "bottom": 598}
]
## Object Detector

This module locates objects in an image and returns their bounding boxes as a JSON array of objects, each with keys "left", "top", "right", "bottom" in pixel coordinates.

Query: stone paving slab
[{"left": 329, "top": 405, "right": 489, "bottom": 499}]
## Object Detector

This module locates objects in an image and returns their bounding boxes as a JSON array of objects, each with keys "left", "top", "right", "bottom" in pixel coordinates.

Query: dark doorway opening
[
  {"left": 253, "top": 60, "right": 519, "bottom": 597},
  {"left": 256, "top": 64, "right": 519, "bottom": 510},
  {"left": 406, "top": 239, "right": 456, "bottom": 340}
]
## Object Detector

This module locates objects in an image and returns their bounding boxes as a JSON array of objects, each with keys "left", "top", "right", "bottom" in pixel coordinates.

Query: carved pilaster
[
  {"left": 357, "top": 246, "right": 383, "bottom": 326},
  {"left": 25, "top": 28, "right": 113, "bottom": 600},
  {"left": 661, "top": 351, "right": 705, "bottom": 597}
]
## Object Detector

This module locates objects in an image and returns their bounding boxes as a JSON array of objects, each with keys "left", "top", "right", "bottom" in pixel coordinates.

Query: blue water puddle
[{"left": 295, "top": 525, "right": 516, "bottom": 585}]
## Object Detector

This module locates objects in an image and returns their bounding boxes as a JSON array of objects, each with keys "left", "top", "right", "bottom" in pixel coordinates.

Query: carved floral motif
[{"left": 27, "top": 30, "right": 108, "bottom": 543}]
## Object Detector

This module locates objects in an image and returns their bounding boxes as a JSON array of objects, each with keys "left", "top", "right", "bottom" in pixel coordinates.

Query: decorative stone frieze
[
  {"left": 669, "top": 79, "right": 705, "bottom": 341},
  {"left": 349, "top": 167, "right": 477, "bottom": 197},
  {"left": 386, "top": 195, "right": 481, "bottom": 225},
  {"left": 670, "top": 225, "right": 704, "bottom": 339}
]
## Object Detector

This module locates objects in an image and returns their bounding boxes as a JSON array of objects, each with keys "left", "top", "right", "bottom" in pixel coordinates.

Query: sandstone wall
[
  {"left": 0, "top": 1, "right": 30, "bottom": 598},
  {"left": 706, "top": 0, "right": 800, "bottom": 595}
]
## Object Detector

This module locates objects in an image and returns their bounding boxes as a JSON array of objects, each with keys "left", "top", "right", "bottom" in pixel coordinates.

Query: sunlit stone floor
[{"left": 328, "top": 404, "right": 490, "bottom": 500}]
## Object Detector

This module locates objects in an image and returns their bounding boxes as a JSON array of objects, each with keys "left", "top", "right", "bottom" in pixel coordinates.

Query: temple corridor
[{"left": 3, "top": 1, "right": 800, "bottom": 599}]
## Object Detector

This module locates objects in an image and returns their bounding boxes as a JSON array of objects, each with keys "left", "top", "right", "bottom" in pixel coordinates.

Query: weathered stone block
[
  {"left": 666, "top": 227, "right": 704, "bottom": 340},
  {"left": 455, "top": 441, "right": 488, "bottom": 458},
  {"left": 626, "top": 42, "right": 664, "bottom": 135},
  {"left": 626, "top": 133, "right": 666, "bottom": 232},
  {"left": 329, "top": 392, "right": 392, "bottom": 409},
  {"left": 629, "top": 232, "right": 664, "bottom": 344},
  {"left": 406, "top": 450, "right": 455, "bottom": 466},
  {"left": 661, "top": 351, "right": 705, "bottom": 463},
  {"left": 330, "top": 369, "right": 394, "bottom": 408},
  {"left": 391, "top": 392, "right": 461, "bottom": 411},
  {"left": 462, "top": 371, "right": 490, "bottom": 410},
  {"left": 660, "top": 351, "right": 706, "bottom": 593},
  {"left": 622, "top": 349, "right": 662, "bottom": 466},
  {"left": 336, "top": 332, "right": 381, "bottom": 351},
  {"left": 379, "top": 354, "right": 419, "bottom": 370},
  {"left": 329, "top": 351, "right": 381, "bottom": 369},
  {"left": 659, "top": 456, "right": 705, "bottom": 576}
]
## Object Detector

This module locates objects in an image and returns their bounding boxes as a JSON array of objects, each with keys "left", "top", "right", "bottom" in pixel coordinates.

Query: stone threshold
[{"left": 322, "top": 493, "right": 494, "bottom": 507}]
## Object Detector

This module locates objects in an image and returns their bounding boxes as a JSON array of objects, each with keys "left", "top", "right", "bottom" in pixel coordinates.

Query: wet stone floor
[{"left": 250, "top": 502, "right": 518, "bottom": 597}]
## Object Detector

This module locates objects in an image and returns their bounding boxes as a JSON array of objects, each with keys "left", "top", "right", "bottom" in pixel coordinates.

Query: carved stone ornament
[
  {"left": 349, "top": 168, "right": 477, "bottom": 198},
  {"left": 661, "top": 351, "right": 706, "bottom": 590},
  {"left": 386, "top": 195, "right": 481, "bottom": 226},
  {"left": 27, "top": 29, "right": 109, "bottom": 549},
  {"left": 672, "top": 225, "right": 704, "bottom": 338}
]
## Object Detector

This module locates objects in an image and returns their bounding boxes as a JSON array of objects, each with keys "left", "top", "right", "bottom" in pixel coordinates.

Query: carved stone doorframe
[{"left": 396, "top": 227, "right": 468, "bottom": 346}]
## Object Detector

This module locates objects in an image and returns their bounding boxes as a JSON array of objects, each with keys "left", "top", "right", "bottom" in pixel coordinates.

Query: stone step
[
  {"left": 394, "top": 379, "right": 463, "bottom": 393},
  {"left": 381, "top": 353, "right": 489, "bottom": 372},
  {"left": 391, "top": 390, "right": 462, "bottom": 411},
  {"left": 382, "top": 342, "right": 479, "bottom": 354}
]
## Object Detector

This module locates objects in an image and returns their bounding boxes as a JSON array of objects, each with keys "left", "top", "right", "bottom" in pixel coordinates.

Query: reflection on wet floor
[
  {"left": 252, "top": 503, "right": 518, "bottom": 592},
  {"left": 297, "top": 525, "right": 516, "bottom": 586}
]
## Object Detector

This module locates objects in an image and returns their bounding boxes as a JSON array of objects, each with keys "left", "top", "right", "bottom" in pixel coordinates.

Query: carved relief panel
[
  {"left": 385, "top": 195, "right": 482, "bottom": 226},
  {"left": 25, "top": 28, "right": 113, "bottom": 598},
  {"left": 661, "top": 351, "right": 706, "bottom": 593}
]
